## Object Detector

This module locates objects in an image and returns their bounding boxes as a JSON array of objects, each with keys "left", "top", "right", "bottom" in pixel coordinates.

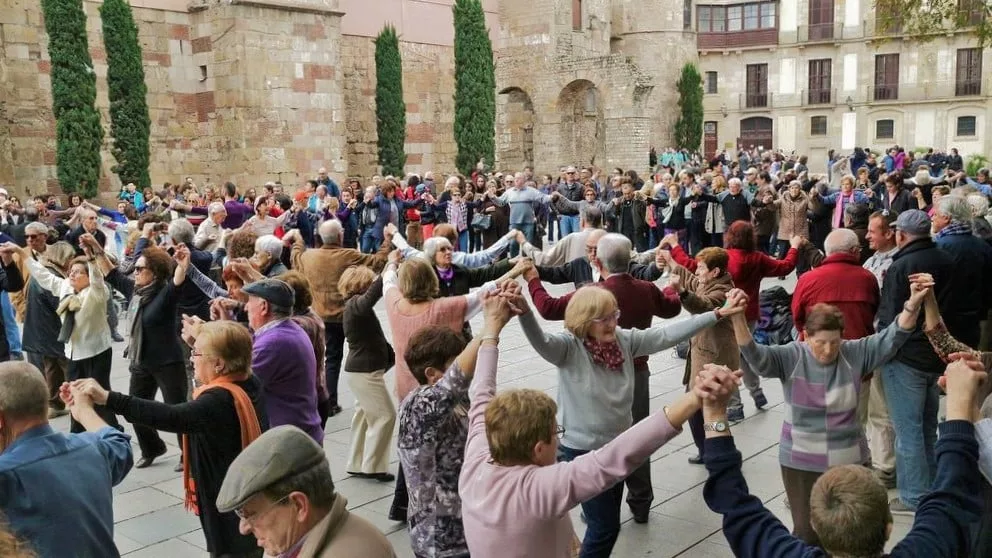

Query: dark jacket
[
  {"left": 65, "top": 226, "right": 107, "bottom": 256},
  {"left": 177, "top": 246, "right": 213, "bottom": 320},
  {"left": 613, "top": 197, "right": 649, "bottom": 243},
  {"left": 436, "top": 260, "right": 512, "bottom": 298},
  {"left": 22, "top": 263, "right": 65, "bottom": 358},
  {"left": 876, "top": 238, "right": 956, "bottom": 373},
  {"left": 702, "top": 421, "right": 982, "bottom": 558},
  {"left": 879, "top": 188, "right": 916, "bottom": 214},
  {"left": 342, "top": 277, "right": 394, "bottom": 373},
  {"left": 936, "top": 230, "right": 992, "bottom": 346},
  {"left": 106, "top": 377, "right": 269, "bottom": 555},
  {"left": 537, "top": 256, "right": 662, "bottom": 290},
  {"left": 104, "top": 270, "right": 185, "bottom": 367},
  {"left": 370, "top": 195, "right": 418, "bottom": 241},
  {"left": 703, "top": 192, "right": 751, "bottom": 224}
]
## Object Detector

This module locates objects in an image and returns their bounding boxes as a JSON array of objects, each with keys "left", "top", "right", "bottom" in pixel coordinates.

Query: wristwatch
[{"left": 703, "top": 420, "right": 729, "bottom": 433}]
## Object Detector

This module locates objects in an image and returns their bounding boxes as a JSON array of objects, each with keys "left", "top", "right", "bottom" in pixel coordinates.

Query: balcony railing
[
  {"left": 806, "top": 87, "right": 832, "bottom": 105},
  {"left": 744, "top": 92, "right": 769, "bottom": 108},
  {"left": 868, "top": 79, "right": 989, "bottom": 102},
  {"left": 956, "top": 79, "right": 982, "bottom": 96},
  {"left": 785, "top": 21, "right": 867, "bottom": 43},
  {"left": 697, "top": 28, "right": 779, "bottom": 49},
  {"left": 871, "top": 84, "right": 899, "bottom": 101}
]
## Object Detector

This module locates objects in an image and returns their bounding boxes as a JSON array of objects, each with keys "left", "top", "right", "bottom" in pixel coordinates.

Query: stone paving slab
[{"left": 43, "top": 272, "right": 919, "bottom": 557}]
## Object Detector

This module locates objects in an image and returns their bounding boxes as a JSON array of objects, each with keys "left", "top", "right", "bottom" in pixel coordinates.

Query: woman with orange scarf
[{"left": 69, "top": 321, "right": 268, "bottom": 558}]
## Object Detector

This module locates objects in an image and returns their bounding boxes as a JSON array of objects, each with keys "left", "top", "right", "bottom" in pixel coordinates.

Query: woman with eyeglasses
[
  {"left": 518, "top": 284, "right": 746, "bottom": 557},
  {"left": 68, "top": 320, "right": 267, "bottom": 558}
]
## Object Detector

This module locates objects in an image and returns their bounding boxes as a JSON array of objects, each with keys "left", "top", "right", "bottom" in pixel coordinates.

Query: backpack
[{"left": 754, "top": 286, "right": 796, "bottom": 346}]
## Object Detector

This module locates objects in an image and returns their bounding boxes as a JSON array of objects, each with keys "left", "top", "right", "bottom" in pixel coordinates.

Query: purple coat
[{"left": 252, "top": 320, "right": 323, "bottom": 443}]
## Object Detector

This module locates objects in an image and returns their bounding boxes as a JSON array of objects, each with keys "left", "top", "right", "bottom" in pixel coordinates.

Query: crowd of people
[{"left": 0, "top": 142, "right": 991, "bottom": 558}]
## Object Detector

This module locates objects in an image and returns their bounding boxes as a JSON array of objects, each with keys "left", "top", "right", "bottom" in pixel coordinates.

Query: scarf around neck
[
  {"left": 583, "top": 338, "right": 625, "bottom": 371},
  {"left": 56, "top": 294, "right": 82, "bottom": 344},
  {"left": 184, "top": 374, "right": 261, "bottom": 514},
  {"left": 125, "top": 280, "right": 163, "bottom": 363}
]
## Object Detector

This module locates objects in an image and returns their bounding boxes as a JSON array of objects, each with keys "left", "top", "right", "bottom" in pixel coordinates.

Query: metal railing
[{"left": 867, "top": 79, "right": 986, "bottom": 102}]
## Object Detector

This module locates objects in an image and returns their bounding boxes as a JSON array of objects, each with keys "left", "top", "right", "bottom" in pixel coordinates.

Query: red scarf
[{"left": 583, "top": 338, "right": 625, "bottom": 371}]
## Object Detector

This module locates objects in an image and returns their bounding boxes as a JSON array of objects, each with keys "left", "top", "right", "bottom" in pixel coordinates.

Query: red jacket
[
  {"left": 527, "top": 273, "right": 682, "bottom": 366},
  {"left": 791, "top": 252, "right": 880, "bottom": 340},
  {"left": 671, "top": 245, "right": 798, "bottom": 322}
]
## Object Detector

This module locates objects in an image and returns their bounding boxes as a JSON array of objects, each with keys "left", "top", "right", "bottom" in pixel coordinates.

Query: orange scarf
[{"left": 183, "top": 374, "right": 262, "bottom": 514}]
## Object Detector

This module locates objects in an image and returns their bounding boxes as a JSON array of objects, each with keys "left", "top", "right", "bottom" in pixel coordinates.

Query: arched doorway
[
  {"left": 496, "top": 87, "right": 535, "bottom": 170},
  {"left": 557, "top": 80, "right": 604, "bottom": 166},
  {"left": 739, "top": 117, "right": 774, "bottom": 152}
]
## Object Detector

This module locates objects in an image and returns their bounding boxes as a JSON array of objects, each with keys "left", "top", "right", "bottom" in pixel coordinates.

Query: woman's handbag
[{"left": 471, "top": 212, "right": 492, "bottom": 231}]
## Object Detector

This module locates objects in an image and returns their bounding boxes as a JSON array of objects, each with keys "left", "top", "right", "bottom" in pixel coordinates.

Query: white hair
[
  {"left": 966, "top": 193, "right": 989, "bottom": 218},
  {"left": 208, "top": 201, "right": 226, "bottom": 216},
  {"left": 937, "top": 196, "right": 973, "bottom": 224},
  {"left": 318, "top": 219, "right": 343, "bottom": 245},
  {"left": 824, "top": 228, "right": 860, "bottom": 256},
  {"left": 423, "top": 236, "right": 453, "bottom": 262},
  {"left": 168, "top": 219, "right": 195, "bottom": 245},
  {"left": 24, "top": 222, "right": 49, "bottom": 236},
  {"left": 596, "top": 233, "right": 632, "bottom": 274},
  {"left": 254, "top": 234, "right": 284, "bottom": 260}
]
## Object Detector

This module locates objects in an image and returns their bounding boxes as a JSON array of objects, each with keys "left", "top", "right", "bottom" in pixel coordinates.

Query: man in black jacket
[
  {"left": 536, "top": 228, "right": 662, "bottom": 288},
  {"left": 557, "top": 166, "right": 584, "bottom": 236},
  {"left": 875, "top": 210, "right": 956, "bottom": 514},
  {"left": 167, "top": 219, "right": 212, "bottom": 412}
]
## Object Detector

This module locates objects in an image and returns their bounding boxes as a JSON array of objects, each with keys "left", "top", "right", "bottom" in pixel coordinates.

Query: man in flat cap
[
  {"left": 242, "top": 279, "right": 323, "bottom": 444},
  {"left": 218, "top": 425, "right": 394, "bottom": 558}
]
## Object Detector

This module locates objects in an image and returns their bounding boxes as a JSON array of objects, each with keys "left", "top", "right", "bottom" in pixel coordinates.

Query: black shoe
[
  {"left": 631, "top": 510, "right": 649, "bottom": 524},
  {"left": 112, "top": 331, "right": 125, "bottom": 343},
  {"left": 753, "top": 392, "right": 768, "bottom": 410},
  {"left": 327, "top": 404, "right": 343, "bottom": 417},
  {"left": 174, "top": 460, "right": 184, "bottom": 473},
  {"left": 135, "top": 447, "right": 167, "bottom": 469},
  {"left": 687, "top": 454, "right": 704, "bottom": 465},
  {"left": 387, "top": 505, "right": 407, "bottom": 522}
]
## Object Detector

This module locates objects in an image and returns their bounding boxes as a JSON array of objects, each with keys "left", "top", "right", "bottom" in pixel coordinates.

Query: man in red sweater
[
  {"left": 792, "top": 228, "right": 880, "bottom": 340},
  {"left": 521, "top": 233, "right": 682, "bottom": 525}
]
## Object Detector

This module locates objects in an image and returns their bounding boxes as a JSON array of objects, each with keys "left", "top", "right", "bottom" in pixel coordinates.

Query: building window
[
  {"left": 807, "top": 59, "right": 832, "bottom": 104},
  {"left": 810, "top": 116, "right": 827, "bottom": 136},
  {"left": 876, "top": 119, "right": 894, "bottom": 139},
  {"left": 698, "top": 1, "right": 777, "bottom": 32},
  {"left": 958, "top": 0, "right": 984, "bottom": 25},
  {"left": 808, "top": 0, "right": 834, "bottom": 39},
  {"left": 572, "top": 0, "right": 582, "bottom": 30},
  {"left": 873, "top": 54, "right": 899, "bottom": 101},
  {"left": 746, "top": 64, "right": 768, "bottom": 107},
  {"left": 957, "top": 116, "right": 977, "bottom": 137},
  {"left": 684, "top": 0, "right": 692, "bottom": 29},
  {"left": 705, "top": 71, "right": 719, "bottom": 93},
  {"left": 584, "top": 89, "right": 597, "bottom": 114},
  {"left": 956, "top": 48, "right": 982, "bottom": 96}
]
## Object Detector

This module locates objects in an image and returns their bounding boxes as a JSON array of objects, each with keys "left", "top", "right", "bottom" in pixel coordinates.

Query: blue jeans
[
  {"left": 457, "top": 229, "right": 468, "bottom": 252},
  {"left": 360, "top": 229, "right": 380, "bottom": 254},
  {"left": 1, "top": 292, "right": 20, "bottom": 358},
  {"left": 882, "top": 360, "right": 939, "bottom": 508},
  {"left": 509, "top": 223, "right": 534, "bottom": 257},
  {"left": 559, "top": 214, "right": 581, "bottom": 237},
  {"left": 558, "top": 445, "right": 623, "bottom": 558}
]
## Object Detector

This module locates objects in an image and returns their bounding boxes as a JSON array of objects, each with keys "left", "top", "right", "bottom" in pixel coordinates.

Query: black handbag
[{"left": 471, "top": 213, "right": 492, "bottom": 231}]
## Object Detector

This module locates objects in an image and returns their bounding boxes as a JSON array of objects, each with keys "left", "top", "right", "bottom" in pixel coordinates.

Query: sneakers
[
  {"left": 889, "top": 498, "right": 915, "bottom": 515},
  {"left": 727, "top": 407, "right": 745, "bottom": 423},
  {"left": 753, "top": 392, "right": 768, "bottom": 410}
]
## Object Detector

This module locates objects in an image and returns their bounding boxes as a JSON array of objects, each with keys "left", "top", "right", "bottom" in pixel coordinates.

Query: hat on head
[
  {"left": 216, "top": 425, "right": 329, "bottom": 513},
  {"left": 241, "top": 279, "right": 295, "bottom": 310},
  {"left": 893, "top": 209, "right": 931, "bottom": 236}
]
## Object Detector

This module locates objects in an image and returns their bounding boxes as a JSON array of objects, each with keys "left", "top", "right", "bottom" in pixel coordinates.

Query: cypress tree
[
  {"left": 101, "top": 0, "right": 152, "bottom": 189},
  {"left": 375, "top": 25, "right": 406, "bottom": 177},
  {"left": 453, "top": 0, "right": 495, "bottom": 175},
  {"left": 41, "top": 0, "right": 104, "bottom": 198},
  {"left": 674, "top": 63, "right": 704, "bottom": 152}
]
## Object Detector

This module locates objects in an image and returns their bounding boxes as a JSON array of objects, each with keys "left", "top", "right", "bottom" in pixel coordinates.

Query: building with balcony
[{"left": 695, "top": 0, "right": 992, "bottom": 169}]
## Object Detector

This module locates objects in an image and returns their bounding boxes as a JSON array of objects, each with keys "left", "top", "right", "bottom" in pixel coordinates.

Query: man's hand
[
  {"left": 384, "top": 223, "right": 398, "bottom": 237},
  {"left": 70, "top": 378, "right": 110, "bottom": 406},
  {"left": 907, "top": 274, "right": 934, "bottom": 308},
  {"left": 695, "top": 364, "right": 744, "bottom": 414},
  {"left": 481, "top": 290, "right": 514, "bottom": 334},
  {"left": 230, "top": 259, "right": 263, "bottom": 283},
  {"left": 940, "top": 357, "right": 988, "bottom": 423},
  {"left": 174, "top": 244, "right": 190, "bottom": 272},
  {"left": 387, "top": 249, "right": 402, "bottom": 265},
  {"left": 181, "top": 314, "right": 206, "bottom": 346},
  {"left": 668, "top": 274, "right": 682, "bottom": 293},
  {"left": 79, "top": 233, "right": 102, "bottom": 254},
  {"left": 662, "top": 233, "right": 680, "bottom": 249},
  {"left": 142, "top": 222, "right": 158, "bottom": 240},
  {"left": 789, "top": 235, "right": 804, "bottom": 249}
]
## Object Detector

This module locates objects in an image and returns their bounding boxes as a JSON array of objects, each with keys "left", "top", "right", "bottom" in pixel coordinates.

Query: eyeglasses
[
  {"left": 592, "top": 310, "right": 621, "bottom": 323},
  {"left": 25, "top": 234, "right": 42, "bottom": 239},
  {"left": 555, "top": 425, "right": 566, "bottom": 439},
  {"left": 235, "top": 494, "right": 290, "bottom": 525}
]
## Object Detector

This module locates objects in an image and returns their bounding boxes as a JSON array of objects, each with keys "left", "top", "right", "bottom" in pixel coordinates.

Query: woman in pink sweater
[{"left": 459, "top": 294, "right": 744, "bottom": 558}]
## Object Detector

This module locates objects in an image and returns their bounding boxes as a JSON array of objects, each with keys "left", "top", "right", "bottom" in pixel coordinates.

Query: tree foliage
[
  {"left": 375, "top": 25, "right": 406, "bottom": 177},
  {"left": 673, "top": 63, "right": 703, "bottom": 152},
  {"left": 101, "top": 0, "right": 152, "bottom": 189},
  {"left": 42, "top": 0, "right": 104, "bottom": 197},
  {"left": 453, "top": 0, "right": 495, "bottom": 175},
  {"left": 967, "top": 153, "right": 990, "bottom": 176},
  {"left": 875, "top": 0, "right": 992, "bottom": 47}
]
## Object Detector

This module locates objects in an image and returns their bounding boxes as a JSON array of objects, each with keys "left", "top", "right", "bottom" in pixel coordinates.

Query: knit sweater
[
  {"left": 252, "top": 319, "right": 323, "bottom": 444},
  {"left": 519, "top": 310, "right": 718, "bottom": 451},
  {"left": 740, "top": 320, "right": 912, "bottom": 472},
  {"left": 492, "top": 187, "right": 551, "bottom": 224}
]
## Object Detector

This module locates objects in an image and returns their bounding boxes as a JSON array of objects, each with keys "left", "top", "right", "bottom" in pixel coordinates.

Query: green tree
[
  {"left": 42, "top": 0, "right": 104, "bottom": 198},
  {"left": 375, "top": 25, "right": 406, "bottom": 177},
  {"left": 101, "top": 0, "right": 152, "bottom": 189},
  {"left": 875, "top": 0, "right": 992, "bottom": 47},
  {"left": 673, "top": 63, "right": 703, "bottom": 152},
  {"left": 453, "top": 0, "right": 495, "bottom": 175}
]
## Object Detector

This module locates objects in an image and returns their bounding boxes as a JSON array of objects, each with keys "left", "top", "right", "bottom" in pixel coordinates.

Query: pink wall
[{"left": 340, "top": 0, "right": 499, "bottom": 45}]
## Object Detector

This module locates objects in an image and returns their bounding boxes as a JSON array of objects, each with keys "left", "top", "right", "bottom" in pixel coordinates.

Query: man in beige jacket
[{"left": 218, "top": 425, "right": 395, "bottom": 558}]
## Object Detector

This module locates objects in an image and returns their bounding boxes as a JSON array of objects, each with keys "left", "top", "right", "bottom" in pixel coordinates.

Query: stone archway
[
  {"left": 496, "top": 87, "right": 535, "bottom": 171},
  {"left": 557, "top": 80, "right": 604, "bottom": 167}
]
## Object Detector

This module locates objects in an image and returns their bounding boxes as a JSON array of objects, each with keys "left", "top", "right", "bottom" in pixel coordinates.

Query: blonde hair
[
  {"left": 840, "top": 174, "right": 855, "bottom": 189},
  {"left": 338, "top": 266, "right": 376, "bottom": 299},
  {"left": 564, "top": 286, "right": 617, "bottom": 339},
  {"left": 485, "top": 389, "right": 559, "bottom": 465},
  {"left": 397, "top": 257, "right": 439, "bottom": 303},
  {"left": 711, "top": 174, "right": 728, "bottom": 193},
  {"left": 197, "top": 321, "right": 254, "bottom": 376}
]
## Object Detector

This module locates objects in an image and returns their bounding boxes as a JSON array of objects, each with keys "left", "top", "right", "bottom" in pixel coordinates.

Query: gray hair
[
  {"left": 937, "top": 196, "right": 973, "bottom": 224},
  {"left": 581, "top": 206, "right": 603, "bottom": 229},
  {"left": 596, "top": 233, "right": 632, "bottom": 274},
  {"left": 728, "top": 177, "right": 743, "bottom": 189},
  {"left": 168, "top": 219, "right": 195, "bottom": 246},
  {"left": 423, "top": 236, "right": 453, "bottom": 262},
  {"left": 208, "top": 201, "right": 227, "bottom": 216},
  {"left": 824, "top": 228, "right": 860, "bottom": 256},
  {"left": 318, "top": 219, "right": 343, "bottom": 245},
  {"left": 966, "top": 193, "right": 989, "bottom": 218},
  {"left": 24, "top": 221, "right": 49, "bottom": 236},
  {"left": 0, "top": 361, "right": 49, "bottom": 421},
  {"left": 254, "top": 234, "right": 284, "bottom": 261}
]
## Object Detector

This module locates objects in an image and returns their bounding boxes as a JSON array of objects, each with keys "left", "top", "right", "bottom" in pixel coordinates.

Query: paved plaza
[{"left": 51, "top": 273, "right": 920, "bottom": 557}]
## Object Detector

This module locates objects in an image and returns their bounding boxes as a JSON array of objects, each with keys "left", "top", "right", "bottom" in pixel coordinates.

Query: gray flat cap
[
  {"left": 893, "top": 209, "right": 931, "bottom": 236},
  {"left": 216, "top": 425, "right": 328, "bottom": 513},
  {"left": 241, "top": 279, "right": 295, "bottom": 310}
]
